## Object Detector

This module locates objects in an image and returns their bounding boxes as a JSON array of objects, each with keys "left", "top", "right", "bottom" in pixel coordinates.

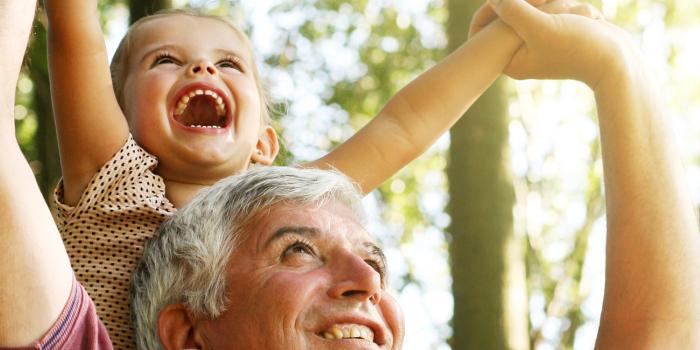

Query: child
[{"left": 43, "top": 0, "right": 574, "bottom": 347}]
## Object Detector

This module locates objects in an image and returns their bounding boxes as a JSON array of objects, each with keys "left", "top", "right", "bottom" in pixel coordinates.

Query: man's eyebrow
[{"left": 263, "top": 226, "right": 320, "bottom": 249}]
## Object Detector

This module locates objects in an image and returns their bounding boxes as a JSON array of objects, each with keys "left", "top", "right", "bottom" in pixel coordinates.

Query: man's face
[{"left": 196, "top": 201, "right": 404, "bottom": 349}]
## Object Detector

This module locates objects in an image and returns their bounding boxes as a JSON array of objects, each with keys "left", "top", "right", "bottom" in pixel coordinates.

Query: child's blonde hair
[{"left": 109, "top": 9, "right": 272, "bottom": 124}]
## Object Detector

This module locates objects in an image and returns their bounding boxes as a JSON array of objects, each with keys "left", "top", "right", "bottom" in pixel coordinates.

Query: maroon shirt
[{"left": 1, "top": 279, "right": 112, "bottom": 350}]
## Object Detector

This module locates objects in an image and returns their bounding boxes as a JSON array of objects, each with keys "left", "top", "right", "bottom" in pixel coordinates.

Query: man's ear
[
  {"left": 158, "top": 304, "right": 204, "bottom": 350},
  {"left": 251, "top": 125, "right": 279, "bottom": 165}
]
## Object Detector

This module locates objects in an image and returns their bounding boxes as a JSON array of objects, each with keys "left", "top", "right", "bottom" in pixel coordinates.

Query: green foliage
[{"left": 14, "top": 75, "right": 37, "bottom": 160}]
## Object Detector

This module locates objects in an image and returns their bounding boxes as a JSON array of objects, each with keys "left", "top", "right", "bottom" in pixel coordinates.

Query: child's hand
[{"left": 486, "top": 0, "right": 632, "bottom": 88}]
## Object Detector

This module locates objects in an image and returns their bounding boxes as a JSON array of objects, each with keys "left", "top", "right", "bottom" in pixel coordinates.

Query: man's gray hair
[{"left": 130, "top": 166, "right": 365, "bottom": 349}]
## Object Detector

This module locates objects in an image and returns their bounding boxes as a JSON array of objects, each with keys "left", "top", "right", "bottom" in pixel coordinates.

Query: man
[
  {"left": 130, "top": 166, "right": 404, "bottom": 349},
  {"left": 1, "top": 0, "right": 699, "bottom": 349}
]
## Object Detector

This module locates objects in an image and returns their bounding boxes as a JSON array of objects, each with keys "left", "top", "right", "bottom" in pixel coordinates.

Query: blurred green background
[{"left": 17, "top": 0, "right": 700, "bottom": 349}]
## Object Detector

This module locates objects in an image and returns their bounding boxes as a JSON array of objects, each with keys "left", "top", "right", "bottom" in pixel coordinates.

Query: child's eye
[
  {"left": 217, "top": 58, "right": 243, "bottom": 71},
  {"left": 153, "top": 54, "right": 179, "bottom": 66}
]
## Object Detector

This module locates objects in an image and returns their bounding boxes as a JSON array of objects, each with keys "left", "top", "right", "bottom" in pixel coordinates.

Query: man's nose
[
  {"left": 188, "top": 60, "right": 217, "bottom": 76},
  {"left": 327, "top": 251, "right": 382, "bottom": 305}
]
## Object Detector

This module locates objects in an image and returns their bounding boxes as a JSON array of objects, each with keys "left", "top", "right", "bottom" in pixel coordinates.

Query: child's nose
[{"left": 189, "top": 61, "right": 217, "bottom": 76}]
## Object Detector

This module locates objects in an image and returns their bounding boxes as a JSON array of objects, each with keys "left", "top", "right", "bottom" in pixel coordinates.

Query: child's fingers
[{"left": 489, "top": 0, "right": 552, "bottom": 40}]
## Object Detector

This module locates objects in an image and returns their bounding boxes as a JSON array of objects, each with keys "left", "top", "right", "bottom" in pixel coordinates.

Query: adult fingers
[
  {"left": 489, "top": 0, "right": 552, "bottom": 39},
  {"left": 469, "top": 2, "right": 496, "bottom": 38},
  {"left": 470, "top": 0, "right": 551, "bottom": 38},
  {"left": 569, "top": 3, "right": 605, "bottom": 20}
]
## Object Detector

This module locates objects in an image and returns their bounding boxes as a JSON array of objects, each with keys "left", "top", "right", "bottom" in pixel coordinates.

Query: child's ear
[
  {"left": 158, "top": 304, "right": 204, "bottom": 350},
  {"left": 251, "top": 125, "right": 279, "bottom": 165}
]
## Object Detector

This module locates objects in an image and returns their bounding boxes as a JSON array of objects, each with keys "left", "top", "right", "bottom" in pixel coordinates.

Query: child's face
[{"left": 121, "top": 15, "right": 272, "bottom": 182}]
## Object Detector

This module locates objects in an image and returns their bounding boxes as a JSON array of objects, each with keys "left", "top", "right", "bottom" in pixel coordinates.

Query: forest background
[{"left": 16, "top": 0, "right": 700, "bottom": 349}]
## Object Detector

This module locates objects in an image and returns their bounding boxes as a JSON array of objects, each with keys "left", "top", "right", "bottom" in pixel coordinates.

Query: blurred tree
[
  {"left": 27, "top": 13, "right": 60, "bottom": 199},
  {"left": 446, "top": 0, "right": 528, "bottom": 349},
  {"left": 129, "top": 0, "right": 171, "bottom": 23}
]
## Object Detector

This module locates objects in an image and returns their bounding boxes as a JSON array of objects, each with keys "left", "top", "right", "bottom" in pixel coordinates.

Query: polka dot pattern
[{"left": 55, "top": 135, "right": 175, "bottom": 349}]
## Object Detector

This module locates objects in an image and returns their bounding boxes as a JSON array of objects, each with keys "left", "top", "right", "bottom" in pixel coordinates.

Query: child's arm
[
  {"left": 44, "top": 0, "right": 129, "bottom": 205},
  {"left": 305, "top": 19, "right": 521, "bottom": 194},
  {"left": 0, "top": 0, "right": 74, "bottom": 344},
  {"left": 491, "top": 0, "right": 700, "bottom": 347}
]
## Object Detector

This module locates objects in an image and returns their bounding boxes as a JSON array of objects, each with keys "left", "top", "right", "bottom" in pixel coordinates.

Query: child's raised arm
[
  {"left": 304, "top": 13, "right": 522, "bottom": 194},
  {"left": 305, "top": 1, "right": 593, "bottom": 194},
  {"left": 44, "top": 0, "right": 129, "bottom": 205},
  {"left": 0, "top": 0, "right": 74, "bottom": 344}
]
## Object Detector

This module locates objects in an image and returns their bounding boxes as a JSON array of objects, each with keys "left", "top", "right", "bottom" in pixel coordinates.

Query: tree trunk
[
  {"left": 28, "top": 18, "right": 60, "bottom": 201},
  {"left": 446, "top": 1, "right": 529, "bottom": 349},
  {"left": 129, "top": 0, "right": 172, "bottom": 24}
]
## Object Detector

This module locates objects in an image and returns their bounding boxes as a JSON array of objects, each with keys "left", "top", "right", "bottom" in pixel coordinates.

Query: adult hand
[
  {"left": 479, "top": 0, "right": 631, "bottom": 88},
  {"left": 469, "top": 0, "right": 547, "bottom": 37},
  {"left": 469, "top": 0, "right": 601, "bottom": 39}
]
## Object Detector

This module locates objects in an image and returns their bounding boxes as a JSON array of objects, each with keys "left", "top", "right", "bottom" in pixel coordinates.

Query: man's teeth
[
  {"left": 174, "top": 88, "right": 227, "bottom": 117},
  {"left": 321, "top": 324, "right": 374, "bottom": 342}
]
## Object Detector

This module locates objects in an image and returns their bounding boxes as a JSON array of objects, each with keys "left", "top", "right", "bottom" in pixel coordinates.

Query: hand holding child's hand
[
  {"left": 469, "top": 0, "right": 601, "bottom": 39},
  {"left": 476, "top": 0, "right": 634, "bottom": 88}
]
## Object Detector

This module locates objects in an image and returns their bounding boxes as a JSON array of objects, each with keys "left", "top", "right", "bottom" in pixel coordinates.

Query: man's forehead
[{"left": 249, "top": 201, "right": 376, "bottom": 248}]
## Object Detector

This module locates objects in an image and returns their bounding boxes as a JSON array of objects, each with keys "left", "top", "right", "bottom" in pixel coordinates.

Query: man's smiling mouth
[
  {"left": 319, "top": 323, "right": 375, "bottom": 342},
  {"left": 173, "top": 87, "right": 230, "bottom": 129}
]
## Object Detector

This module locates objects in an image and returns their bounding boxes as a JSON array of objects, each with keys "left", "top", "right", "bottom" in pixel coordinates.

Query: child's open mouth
[{"left": 172, "top": 87, "right": 230, "bottom": 129}]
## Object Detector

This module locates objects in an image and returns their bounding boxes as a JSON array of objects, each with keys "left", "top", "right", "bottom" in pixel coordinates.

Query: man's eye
[
  {"left": 365, "top": 259, "right": 386, "bottom": 285},
  {"left": 282, "top": 241, "right": 316, "bottom": 258}
]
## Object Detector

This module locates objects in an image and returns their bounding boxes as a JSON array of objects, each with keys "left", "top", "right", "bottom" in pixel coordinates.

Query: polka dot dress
[{"left": 55, "top": 136, "right": 175, "bottom": 349}]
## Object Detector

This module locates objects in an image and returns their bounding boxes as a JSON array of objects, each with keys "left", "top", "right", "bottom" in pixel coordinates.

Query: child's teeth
[
  {"left": 189, "top": 124, "right": 222, "bottom": 129},
  {"left": 175, "top": 88, "right": 228, "bottom": 119}
]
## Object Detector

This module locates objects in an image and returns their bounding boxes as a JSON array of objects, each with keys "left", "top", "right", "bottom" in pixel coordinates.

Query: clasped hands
[{"left": 471, "top": 0, "right": 640, "bottom": 89}]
